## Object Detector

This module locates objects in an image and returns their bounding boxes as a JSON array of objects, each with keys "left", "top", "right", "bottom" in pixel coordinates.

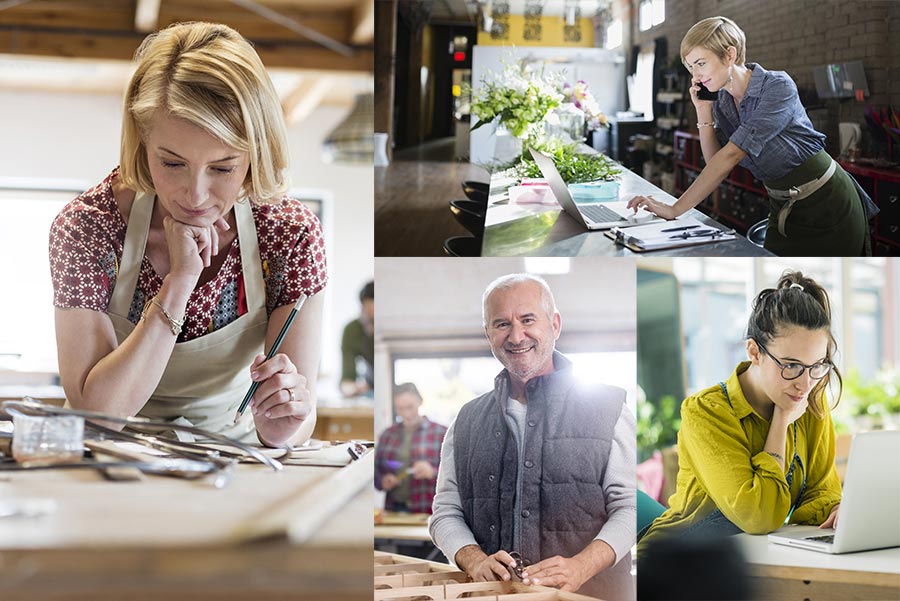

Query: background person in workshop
[
  {"left": 429, "top": 274, "right": 636, "bottom": 601},
  {"left": 375, "top": 382, "right": 448, "bottom": 514},
  {"left": 49, "top": 22, "right": 326, "bottom": 447},
  {"left": 626, "top": 16, "right": 876, "bottom": 257}
]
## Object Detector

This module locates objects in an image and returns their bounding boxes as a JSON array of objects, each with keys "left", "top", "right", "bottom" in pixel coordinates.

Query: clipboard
[{"left": 605, "top": 216, "right": 737, "bottom": 252}]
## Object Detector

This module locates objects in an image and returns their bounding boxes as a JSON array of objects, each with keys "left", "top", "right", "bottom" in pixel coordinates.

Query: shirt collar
[
  {"left": 724, "top": 361, "right": 757, "bottom": 420},
  {"left": 743, "top": 63, "right": 765, "bottom": 98}
]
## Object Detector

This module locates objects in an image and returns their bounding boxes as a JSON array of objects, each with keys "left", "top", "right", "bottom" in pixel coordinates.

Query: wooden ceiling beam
[
  {"left": 350, "top": 0, "right": 373, "bottom": 45},
  {"left": 281, "top": 75, "right": 333, "bottom": 126},
  {"left": 0, "top": 28, "right": 373, "bottom": 71}
]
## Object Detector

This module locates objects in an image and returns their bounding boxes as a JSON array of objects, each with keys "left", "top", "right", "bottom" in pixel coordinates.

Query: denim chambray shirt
[{"left": 713, "top": 63, "right": 826, "bottom": 182}]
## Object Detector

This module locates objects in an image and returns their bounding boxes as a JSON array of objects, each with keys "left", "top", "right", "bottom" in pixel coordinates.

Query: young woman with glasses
[{"left": 637, "top": 270, "right": 843, "bottom": 557}]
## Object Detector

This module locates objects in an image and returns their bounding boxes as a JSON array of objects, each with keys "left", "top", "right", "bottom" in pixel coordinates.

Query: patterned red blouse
[{"left": 49, "top": 168, "right": 328, "bottom": 342}]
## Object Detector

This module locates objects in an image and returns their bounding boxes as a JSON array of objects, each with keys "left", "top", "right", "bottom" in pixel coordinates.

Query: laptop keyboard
[
  {"left": 579, "top": 204, "right": 624, "bottom": 223},
  {"left": 805, "top": 534, "right": 834, "bottom": 543}
]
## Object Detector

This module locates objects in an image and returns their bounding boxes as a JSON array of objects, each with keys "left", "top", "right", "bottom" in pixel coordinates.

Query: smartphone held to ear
[{"left": 696, "top": 82, "right": 717, "bottom": 101}]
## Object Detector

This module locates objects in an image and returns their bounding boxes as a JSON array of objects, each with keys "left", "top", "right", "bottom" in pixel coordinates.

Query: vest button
[
  {"left": 521, "top": 510, "right": 530, "bottom": 518},
  {"left": 527, "top": 420, "right": 536, "bottom": 427},
  {"left": 524, "top": 460, "right": 534, "bottom": 468},
  {"left": 488, "top": 474, "right": 495, "bottom": 481},
  {"left": 490, "top": 524, "right": 496, "bottom": 532},
  {"left": 495, "top": 431, "right": 501, "bottom": 438}
]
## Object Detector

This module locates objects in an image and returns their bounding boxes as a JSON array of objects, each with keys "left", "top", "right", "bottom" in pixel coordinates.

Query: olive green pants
[{"left": 764, "top": 150, "right": 870, "bottom": 256}]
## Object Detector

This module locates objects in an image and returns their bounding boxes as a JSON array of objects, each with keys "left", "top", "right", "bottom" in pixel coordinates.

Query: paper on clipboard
[{"left": 605, "top": 216, "right": 736, "bottom": 251}]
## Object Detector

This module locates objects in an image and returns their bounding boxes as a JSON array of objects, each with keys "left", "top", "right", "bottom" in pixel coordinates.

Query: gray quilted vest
[{"left": 454, "top": 352, "right": 634, "bottom": 601}]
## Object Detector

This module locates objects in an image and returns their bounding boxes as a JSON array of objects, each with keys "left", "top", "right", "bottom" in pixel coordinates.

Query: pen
[
  {"left": 668, "top": 229, "right": 724, "bottom": 240},
  {"left": 660, "top": 225, "right": 700, "bottom": 233},
  {"left": 234, "top": 292, "right": 308, "bottom": 422}
]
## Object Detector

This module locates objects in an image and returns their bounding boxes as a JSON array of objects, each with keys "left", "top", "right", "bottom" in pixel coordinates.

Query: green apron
[{"left": 763, "top": 150, "right": 870, "bottom": 256}]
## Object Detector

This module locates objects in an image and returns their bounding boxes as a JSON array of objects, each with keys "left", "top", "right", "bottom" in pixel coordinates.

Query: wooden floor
[{"left": 376, "top": 141, "right": 488, "bottom": 256}]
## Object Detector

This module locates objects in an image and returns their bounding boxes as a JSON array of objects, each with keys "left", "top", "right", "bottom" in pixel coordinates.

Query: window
[
  {"left": 639, "top": 0, "right": 652, "bottom": 31},
  {"left": 0, "top": 185, "right": 82, "bottom": 375},
  {"left": 606, "top": 18, "right": 623, "bottom": 50},
  {"left": 392, "top": 349, "right": 637, "bottom": 429},
  {"left": 639, "top": 0, "right": 665, "bottom": 31},
  {"left": 652, "top": 0, "right": 666, "bottom": 27}
]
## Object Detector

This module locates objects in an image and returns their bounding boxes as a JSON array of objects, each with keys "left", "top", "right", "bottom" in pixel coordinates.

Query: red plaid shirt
[{"left": 375, "top": 417, "right": 447, "bottom": 514}]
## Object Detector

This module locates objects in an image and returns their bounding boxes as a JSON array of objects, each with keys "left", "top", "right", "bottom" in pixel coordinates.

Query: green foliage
[
  {"left": 637, "top": 395, "right": 682, "bottom": 463},
  {"left": 499, "top": 142, "right": 622, "bottom": 184},
  {"left": 842, "top": 368, "right": 900, "bottom": 419}
]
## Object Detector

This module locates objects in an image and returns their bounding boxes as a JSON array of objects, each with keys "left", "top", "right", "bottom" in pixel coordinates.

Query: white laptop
[
  {"left": 767, "top": 430, "right": 900, "bottom": 554},
  {"left": 528, "top": 147, "right": 664, "bottom": 230}
]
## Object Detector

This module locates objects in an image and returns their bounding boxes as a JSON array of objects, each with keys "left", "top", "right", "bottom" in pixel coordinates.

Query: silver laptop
[
  {"left": 767, "top": 430, "right": 900, "bottom": 554},
  {"left": 528, "top": 147, "right": 664, "bottom": 230}
]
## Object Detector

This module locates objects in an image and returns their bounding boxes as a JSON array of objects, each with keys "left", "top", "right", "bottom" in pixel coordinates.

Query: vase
[
  {"left": 493, "top": 123, "right": 524, "bottom": 164},
  {"left": 545, "top": 103, "right": 585, "bottom": 143}
]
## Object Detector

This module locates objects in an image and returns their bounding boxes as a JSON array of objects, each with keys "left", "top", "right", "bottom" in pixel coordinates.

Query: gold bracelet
[
  {"left": 697, "top": 121, "right": 715, "bottom": 129},
  {"left": 141, "top": 296, "right": 184, "bottom": 336}
]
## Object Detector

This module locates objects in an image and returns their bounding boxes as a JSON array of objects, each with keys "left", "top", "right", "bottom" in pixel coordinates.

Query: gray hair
[{"left": 482, "top": 273, "right": 558, "bottom": 327}]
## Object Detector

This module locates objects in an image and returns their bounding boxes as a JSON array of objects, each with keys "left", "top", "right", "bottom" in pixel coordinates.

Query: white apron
[{"left": 105, "top": 192, "right": 268, "bottom": 441}]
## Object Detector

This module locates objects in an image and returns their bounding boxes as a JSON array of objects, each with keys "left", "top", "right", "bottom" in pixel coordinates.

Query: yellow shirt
[{"left": 638, "top": 362, "right": 842, "bottom": 556}]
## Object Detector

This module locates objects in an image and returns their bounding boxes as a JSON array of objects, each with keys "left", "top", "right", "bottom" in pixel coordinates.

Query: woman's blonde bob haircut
[
  {"left": 120, "top": 22, "right": 290, "bottom": 204},
  {"left": 680, "top": 16, "right": 746, "bottom": 69}
]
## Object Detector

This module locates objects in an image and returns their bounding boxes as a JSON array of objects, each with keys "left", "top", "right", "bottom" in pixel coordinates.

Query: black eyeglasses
[{"left": 755, "top": 340, "right": 833, "bottom": 381}]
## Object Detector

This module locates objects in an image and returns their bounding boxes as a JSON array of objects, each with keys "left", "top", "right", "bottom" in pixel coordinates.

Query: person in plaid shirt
[{"left": 376, "top": 383, "right": 448, "bottom": 514}]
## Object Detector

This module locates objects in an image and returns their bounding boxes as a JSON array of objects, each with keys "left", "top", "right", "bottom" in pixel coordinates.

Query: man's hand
[
  {"left": 521, "top": 555, "right": 592, "bottom": 592},
  {"left": 410, "top": 460, "right": 435, "bottom": 480},
  {"left": 455, "top": 545, "right": 516, "bottom": 582},
  {"left": 381, "top": 473, "right": 400, "bottom": 491},
  {"left": 522, "top": 539, "right": 616, "bottom": 592}
]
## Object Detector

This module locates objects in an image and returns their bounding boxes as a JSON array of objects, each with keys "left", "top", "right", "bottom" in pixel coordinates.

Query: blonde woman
[
  {"left": 49, "top": 22, "right": 326, "bottom": 447},
  {"left": 626, "top": 16, "right": 876, "bottom": 257}
]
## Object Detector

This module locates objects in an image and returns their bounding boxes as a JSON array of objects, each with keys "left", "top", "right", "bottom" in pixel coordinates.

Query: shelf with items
[
  {"left": 654, "top": 70, "right": 687, "bottom": 161},
  {"left": 673, "top": 130, "right": 769, "bottom": 235},
  {"left": 839, "top": 161, "right": 900, "bottom": 254}
]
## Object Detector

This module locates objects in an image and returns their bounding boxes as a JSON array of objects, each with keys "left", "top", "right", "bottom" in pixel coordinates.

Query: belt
[{"left": 765, "top": 158, "right": 837, "bottom": 237}]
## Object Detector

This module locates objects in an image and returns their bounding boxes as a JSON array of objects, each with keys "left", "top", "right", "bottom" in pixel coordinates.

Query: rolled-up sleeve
[
  {"left": 728, "top": 75, "right": 797, "bottom": 158},
  {"left": 593, "top": 405, "right": 637, "bottom": 564},
  {"left": 789, "top": 409, "right": 842, "bottom": 525}
]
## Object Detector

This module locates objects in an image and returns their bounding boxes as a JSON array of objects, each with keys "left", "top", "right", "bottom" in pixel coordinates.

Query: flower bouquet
[
  {"left": 561, "top": 79, "right": 609, "bottom": 131},
  {"left": 469, "top": 59, "right": 565, "bottom": 147}
]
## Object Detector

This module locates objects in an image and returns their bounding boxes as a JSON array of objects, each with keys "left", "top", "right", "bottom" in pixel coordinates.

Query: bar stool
[
  {"left": 449, "top": 199, "right": 485, "bottom": 237},
  {"left": 461, "top": 180, "right": 489, "bottom": 203},
  {"left": 442, "top": 236, "right": 481, "bottom": 257}
]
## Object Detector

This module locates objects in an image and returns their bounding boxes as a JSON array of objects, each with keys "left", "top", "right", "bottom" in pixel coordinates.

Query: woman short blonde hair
[
  {"left": 680, "top": 16, "right": 746, "bottom": 69},
  {"left": 120, "top": 21, "right": 290, "bottom": 204}
]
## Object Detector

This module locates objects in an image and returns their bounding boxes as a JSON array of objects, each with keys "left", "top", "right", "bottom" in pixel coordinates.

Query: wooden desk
[
  {"left": 482, "top": 166, "right": 772, "bottom": 257},
  {"left": 736, "top": 529, "right": 900, "bottom": 600},
  {"left": 0, "top": 450, "right": 374, "bottom": 600}
]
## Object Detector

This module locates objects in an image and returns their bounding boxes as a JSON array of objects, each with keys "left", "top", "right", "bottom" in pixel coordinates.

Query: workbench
[
  {"left": 374, "top": 551, "right": 603, "bottom": 600},
  {"left": 0, "top": 447, "right": 375, "bottom": 600}
]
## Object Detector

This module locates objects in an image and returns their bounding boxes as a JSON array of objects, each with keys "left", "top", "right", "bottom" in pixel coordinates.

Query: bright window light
[
  {"left": 606, "top": 19, "right": 623, "bottom": 49},
  {"left": 639, "top": 0, "right": 652, "bottom": 31},
  {"left": 652, "top": 0, "right": 665, "bottom": 26}
]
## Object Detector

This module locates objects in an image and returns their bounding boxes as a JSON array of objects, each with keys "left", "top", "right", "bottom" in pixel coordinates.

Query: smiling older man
[{"left": 428, "top": 273, "right": 636, "bottom": 601}]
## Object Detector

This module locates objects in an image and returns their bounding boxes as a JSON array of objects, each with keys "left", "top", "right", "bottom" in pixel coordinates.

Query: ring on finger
[{"left": 287, "top": 388, "right": 295, "bottom": 403}]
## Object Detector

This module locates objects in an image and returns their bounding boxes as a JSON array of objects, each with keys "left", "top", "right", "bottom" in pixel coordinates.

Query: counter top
[{"left": 482, "top": 162, "right": 772, "bottom": 257}]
